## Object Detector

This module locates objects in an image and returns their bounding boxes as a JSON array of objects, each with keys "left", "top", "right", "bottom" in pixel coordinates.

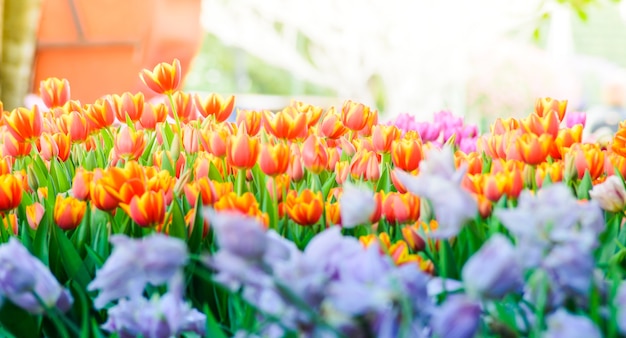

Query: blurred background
[{"left": 2, "top": 0, "right": 626, "bottom": 127}]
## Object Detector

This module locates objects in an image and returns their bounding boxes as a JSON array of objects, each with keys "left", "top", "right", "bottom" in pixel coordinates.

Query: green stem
[{"left": 32, "top": 292, "right": 79, "bottom": 337}]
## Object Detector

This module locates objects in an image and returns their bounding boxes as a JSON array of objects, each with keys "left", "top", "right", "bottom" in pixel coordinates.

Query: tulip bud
[{"left": 589, "top": 175, "right": 626, "bottom": 212}]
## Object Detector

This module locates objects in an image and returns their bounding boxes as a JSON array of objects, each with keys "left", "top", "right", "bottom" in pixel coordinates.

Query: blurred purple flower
[
  {"left": 564, "top": 111, "right": 586, "bottom": 128},
  {"left": 205, "top": 209, "right": 268, "bottom": 261},
  {"left": 88, "top": 234, "right": 188, "bottom": 309},
  {"left": 431, "top": 295, "right": 481, "bottom": 338},
  {"left": 542, "top": 244, "right": 594, "bottom": 297},
  {"left": 616, "top": 283, "right": 626, "bottom": 335},
  {"left": 462, "top": 234, "right": 523, "bottom": 299},
  {"left": 544, "top": 309, "right": 601, "bottom": 338},
  {"left": 102, "top": 292, "right": 206, "bottom": 338},
  {"left": 396, "top": 146, "right": 477, "bottom": 238},
  {"left": 0, "top": 238, "right": 73, "bottom": 314},
  {"left": 339, "top": 182, "right": 376, "bottom": 228}
]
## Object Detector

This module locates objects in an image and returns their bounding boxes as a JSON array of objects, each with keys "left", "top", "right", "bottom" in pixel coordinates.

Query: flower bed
[{"left": 0, "top": 59, "right": 623, "bottom": 337}]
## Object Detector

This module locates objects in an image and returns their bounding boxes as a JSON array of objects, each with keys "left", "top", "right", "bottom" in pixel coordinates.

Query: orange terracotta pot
[{"left": 33, "top": 0, "right": 203, "bottom": 103}]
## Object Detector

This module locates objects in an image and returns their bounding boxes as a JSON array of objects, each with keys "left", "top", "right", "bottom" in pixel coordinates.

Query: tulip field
[{"left": 0, "top": 59, "right": 625, "bottom": 337}]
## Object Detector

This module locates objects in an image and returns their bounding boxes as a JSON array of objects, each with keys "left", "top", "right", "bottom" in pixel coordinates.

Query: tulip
[
  {"left": 293, "top": 101, "right": 323, "bottom": 127},
  {"left": 0, "top": 174, "right": 23, "bottom": 212},
  {"left": 553, "top": 124, "right": 583, "bottom": 159},
  {"left": 606, "top": 151, "right": 626, "bottom": 177},
  {"left": 263, "top": 107, "right": 307, "bottom": 140},
  {"left": 200, "top": 123, "right": 231, "bottom": 158},
  {"left": 184, "top": 177, "right": 232, "bottom": 207},
  {"left": 139, "top": 103, "right": 168, "bottom": 130},
  {"left": 235, "top": 109, "right": 262, "bottom": 136},
  {"left": 54, "top": 195, "right": 87, "bottom": 230},
  {"left": 334, "top": 160, "right": 350, "bottom": 185},
  {"left": 167, "top": 91, "right": 197, "bottom": 124},
  {"left": 350, "top": 149, "right": 381, "bottom": 181},
  {"left": 341, "top": 100, "right": 372, "bottom": 131},
  {"left": 490, "top": 117, "right": 520, "bottom": 135},
  {"left": 39, "top": 77, "right": 71, "bottom": 109},
  {"left": 455, "top": 150, "right": 482, "bottom": 175},
  {"left": 326, "top": 146, "right": 340, "bottom": 171},
  {"left": 266, "top": 174, "right": 290, "bottom": 201},
  {"left": 90, "top": 178, "right": 122, "bottom": 212},
  {"left": 3, "top": 106, "right": 43, "bottom": 143},
  {"left": 287, "top": 143, "right": 304, "bottom": 182},
  {"left": 301, "top": 134, "right": 329, "bottom": 174},
  {"left": 195, "top": 93, "right": 235, "bottom": 122},
  {"left": 225, "top": 125, "right": 260, "bottom": 170},
  {"left": 516, "top": 133, "right": 553, "bottom": 165},
  {"left": 285, "top": 189, "right": 324, "bottom": 226},
  {"left": 153, "top": 149, "right": 186, "bottom": 178},
  {"left": 535, "top": 161, "right": 564, "bottom": 187},
  {"left": 185, "top": 208, "right": 210, "bottom": 238},
  {"left": 564, "top": 111, "right": 586, "bottom": 128},
  {"left": 589, "top": 175, "right": 626, "bottom": 212},
  {"left": 357, "top": 108, "right": 378, "bottom": 137},
  {"left": 325, "top": 202, "right": 341, "bottom": 226},
  {"left": 535, "top": 97, "right": 568, "bottom": 122},
  {"left": 113, "top": 126, "right": 146, "bottom": 162},
  {"left": 26, "top": 203, "right": 45, "bottom": 230},
  {"left": 372, "top": 125, "right": 401, "bottom": 153},
  {"left": 391, "top": 138, "right": 423, "bottom": 172},
  {"left": 139, "top": 59, "right": 182, "bottom": 95},
  {"left": 415, "top": 121, "right": 441, "bottom": 142},
  {"left": 181, "top": 124, "right": 200, "bottom": 154},
  {"left": 112, "top": 92, "right": 144, "bottom": 123},
  {"left": 84, "top": 97, "right": 116, "bottom": 130},
  {"left": 120, "top": 190, "right": 166, "bottom": 228},
  {"left": 382, "top": 192, "right": 420, "bottom": 224},
  {"left": 72, "top": 168, "right": 93, "bottom": 200},
  {"left": 520, "top": 111, "right": 560, "bottom": 138},
  {"left": 566, "top": 143, "right": 605, "bottom": 180},
  {"left": 259, "top": 142, "right": 290, "bottom": 176},
  {"left": 58, "top": 110, "right": 90, "bottom": 143},
  {"left": 319, "top": 107, "right": 348, "bottom": 139}
]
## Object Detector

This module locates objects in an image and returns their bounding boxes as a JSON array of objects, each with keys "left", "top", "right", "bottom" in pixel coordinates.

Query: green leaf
[
  {"left": 188, "top": 196, "right": 205, "bottom": 253},
  {"left": 208, "top": 162, "right": 224, "bottom": 182},
  {"left": 168, "top": 198, "right": 187, "bottom": 240},
  {"left": 83, "top": 151, "right": 97, "bottom": 171},
  {"left": 32, "top": 215, "right": 50, "bottom": 266},
  {"left": 203, "top": 304, "right": 228, "bottom": 338},
  {"left": 69, "top": 280, "right": 92, "bottom": 338},
  {"left": 161, "top": 151, "right": 176, "bottom": 177},
  {"left": 375, "top": 164, "right": 391, "bottom": 192},
  {"left": 576, "top": 170, "right": 593, "bottom": 200},
  {"left": 0, "top": 301, "right": 39, "bottom": 337},
  {"left": 50, "top": 159, "right": 71, "bottom": 193},
  {"left": 321, "top": 173, "right": 336, "bottom": 200},
  {"left": 84, "top": 244, "right": 106, "bottom": 268},
  {"left": 51, "top": 225, "right": 92, "bottom": 288}
]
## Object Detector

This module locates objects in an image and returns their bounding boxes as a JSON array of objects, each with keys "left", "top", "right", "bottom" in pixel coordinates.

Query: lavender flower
[
  {"left": 542, "top": 244, "right": 594, "bottom": 297},
  {"left": 0, "top": 238, "right": 73, "bottom": 314},
  {"left": 544, "top": 309, "right": 601, "bottom": 338},
  {"left": 88, "top": 234, "right": 188, "bottom": 309},
  {"left": 461, "top": 234, "right": 523, "bottom": 299},
  {"left": 339, "top": 182, "right": 376, "bottom": 228},
  {"left": 395, "top": 146, "right": 477, "bottom": 238},
  {"left": 431, "top": 295, "right": 481, "bottom": 338},
  {"left": 206, "top": 209, "right": 268, "bottom": 261},
  {"left": 615, "top": 283, "right": 626, "bottom": 335},
  {"left": 102, "top": 292, "right": 206, "bottom": 338}
]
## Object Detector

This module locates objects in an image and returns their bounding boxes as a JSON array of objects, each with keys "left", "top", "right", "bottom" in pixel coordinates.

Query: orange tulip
[
  {"left": 391, "top": 138, "right": 423, "bottom": 172},
  {"left": 612, "top": 126, "right": 626, "bottom": 158},
  {"left": 54, "top": 195, "right": 87, "bottom": 230},
  {"left": 58, "top": 110, "right": 90, "bottom": 143},
  {"left": 302, "top": 134, "right": 329, "bottom": 174},
  {"left": 113, "top": 126, "right": 146, "bottom": 163},
  {"left": 193, "top": 152, "right": 225, "bottom": 179},
  {"left": 140, "top": 59, "right": 182, "bottom": 95},
  {"left": 372, "top": 125, "right": 401, "bottom": 153},
  {"left": 333, "top": 160, "right": 349, "bottom": 185},
  {"left": 606, "top": 151, "right": 626, "bottom": 177},
  {"left": 3, "top": 106, "right": 43, "bottom": 143},
  {"left": 38, "top": 133, "right": 71, "bottom": 162},
  {"left": 84, "top": 98, "right": 116, "bottom": 131},
  {"left": 235, "top": 109, "right": 262, "bottom": 136},
  {"left": 263, "top": 107, "right": 308, "bottom": 140},
  {"left": 382, "top": 192, "right": 420, "bottom": 224},
  {"left": 266, "top": 174, "right": 290, "bottom": 201},
  {"left": 358, "top": 109, "right": 378, "bottom": 137},
  {"left": 455, "top": 150, "right": 482, "bottom": 175},
  {"left": 553, "top": 124, "right": 583, "bottom": 159},
  {"left": 535, "top": 97, "right": 567, "bottom": 122},
  {"left": 200, "top": 124, "right": 230, "bottom": 158},
  {"left": 535, "top": 161, "right": 564, "bottom": 187},
  {"left": 184, "top": 177, "right": 232, "bottom": 207},
  {"left": 90, "top": 179, "right": 119, "bottom": 211},
  {"left": 120, "top": 190, "right": 166, "bottom": 228},
  {"left": 319, "top": 107, "right": 348, "bottom": 139},
  {"left": 325, "top": 202, "right": 341, "bottom": 227},
  {"left": 341, "top": 100, "right": 372, "bottom": 132},
  {"left": 566, "top": 143, "right": 605, "bottom": 180},
  {"left": 195, "top": 93, "right": 235, "bottom": 122},
  {"left": 0, "top": 157, "right": 11, "bottom": 176},
  {"left": 167, "top": 91, "right": 197, "bottom": 124},
  {"left": 26, "top": 202, "right": 45, "bottom": 230},
  {"left": 2, "top": 131, "right": 32, "bottom": 158},
  {"left": 350, "top": 149, "right": 381, "bottom": 181},
  {"left": 516, "top": 133, "right": 553, "bottom": 165},
  {"left": 39, "top": 78, "right": 71, "bottom": 108},
  {"left": 490, "top": 118, "right": 520, "bottom": 135},
  {"left": 287, "top": 144, "right": 304, "bottom": 182},
  {"left": 226, "top": 125, "right": 260, "bottom": 170},
  {"left": 401, "top": 224, "right": 426, "bottom": 252},
  {"left": 259, "top": 142, "right": 290, "bottom": 176},
  {"left": 0, "top": 174, "right": 23, "bottom": 212},
  {"left": 112, "top": 92, "right": 145, "bottom": 123},
  {"left": 292, "top": 101, "right": 323, "bottom": 127},
  {"left": 483, "top": 172, "right": 512, "bottom": 202},
  {"left": 285, "top": 189, "right": 324, "bottom": 226},
  {"left": 214, "top": 192, "right": 268, "bottom": 225},
  {"left": 139, "top": 103, "right": 168, "bottom": 131},
  {"left": 370, "top": 191, "right": 384, "bottom": 224},
  {"left": 520, "top": 111, "right": 560, "bottom": 138},
  {"left": 72, "top": 168, "right": 93, "bottom": 200},
  {"left": 181, "top": 124, "right": 200, "bottom": 154}
]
